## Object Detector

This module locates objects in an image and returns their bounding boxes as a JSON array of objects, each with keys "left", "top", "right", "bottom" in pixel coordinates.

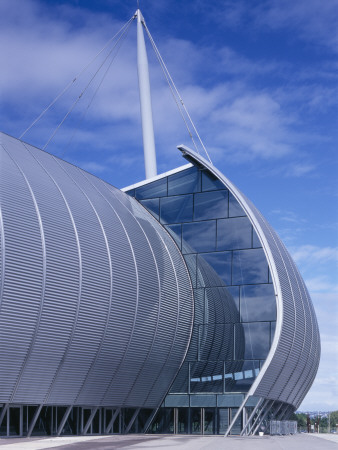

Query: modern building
[
  {"left": 0, "top": 131, "right": 320, "bottom": 437},
  {"left": 0, "top": 8, "right": 320, "bottom": 438}
]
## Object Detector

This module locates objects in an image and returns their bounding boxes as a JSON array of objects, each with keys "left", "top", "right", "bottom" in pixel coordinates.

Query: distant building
[{"left": 0, "top": 132, "right": 320, "bottom": 436}]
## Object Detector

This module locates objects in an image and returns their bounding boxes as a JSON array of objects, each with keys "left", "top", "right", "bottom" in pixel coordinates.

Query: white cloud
[
  {"left": 0, "top": 0, "right": 321, "bottom": 167},
  {"left": 291, "top": 245, "right": 338, "bottom": 265},
  {"left": 206, "top": 0, "right": 338, "bottom": 53}
]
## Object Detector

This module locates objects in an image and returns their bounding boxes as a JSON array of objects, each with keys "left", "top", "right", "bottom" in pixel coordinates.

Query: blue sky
[{"left": 1, "top": 0, "right": 337, "bottom": 411}]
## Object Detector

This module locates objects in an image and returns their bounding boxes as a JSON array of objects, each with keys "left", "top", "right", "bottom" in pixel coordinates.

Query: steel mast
[{"left": 136, "top": 9, "right": 157, "bottom": 179}]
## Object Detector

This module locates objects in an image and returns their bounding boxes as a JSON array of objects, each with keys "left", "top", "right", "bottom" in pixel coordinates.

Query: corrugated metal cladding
[
  {"left": 178, "top": 146, "right": 320, "bottom": 410},
  {"left": 0, "top": 132, "right": 194, "bottom": 408}
]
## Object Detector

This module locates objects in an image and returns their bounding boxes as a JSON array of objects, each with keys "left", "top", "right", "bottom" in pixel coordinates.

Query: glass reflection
[
  {"left": 232, "top": 249, "right": 269, "bottom": 284},
  {"left": 235, "top": 322, "right": 270, "bottom": 359},
  {"left": 168, "top": 167, "right": 201, "bottom": 195},
  {"left": 160, "top": 195, "right": 193, "bottom": 224},
  {"left": 229, "top": 193, "right": 245, "bottom": 217},
  {"left": 194, "top": 190, "right": 228, "bottom": 220},
  {"left": 135, "top": 177, "right": 167, "bottom": 199},
  {"left": 240, "top": 284, "right": 276, "bottom": 322},
  {"left": 182, "top": 221, "right": 216, "bottom": 253},
  {"left": 197, "top": 252, "right": 232, "bottom": 287},
  {"left": 140, "top": 198, "right": 159, "bottom": 220},
  {"left": 202, "top": 170, "right": 226, "bottom": 191},
  {"left": 252, "top": 228, "right": 261, "bottom": 248},
  {"left": 217, "top": 217, "right": 252, "bottom": 251}
]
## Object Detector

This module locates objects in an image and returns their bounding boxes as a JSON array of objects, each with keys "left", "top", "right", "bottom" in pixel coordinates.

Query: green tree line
[{"left": 291, "top": 411, "right": 338, "bottom": 433}]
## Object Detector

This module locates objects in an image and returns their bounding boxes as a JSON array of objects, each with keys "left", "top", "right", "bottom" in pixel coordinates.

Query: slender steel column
[
  {"left": 82, "top": 407, "right": 98, "bottom": 435},
  {"left": 0, "top": 404, "right": 8, "bottom": 429},
  {"left": 105, "top": 408, "right": 120, "bottom": 434},
  {"left": 136, "top": 9, "right": 157, "bottom": 179},
  {"left": 56, "top": 405, "right": 72, "bottom": 436},
  {"left": 27, "top": 404, "right": 43, "bottom": 437},
  {"left": 124, "top": 407, "right": 140, "bottom": 434}
]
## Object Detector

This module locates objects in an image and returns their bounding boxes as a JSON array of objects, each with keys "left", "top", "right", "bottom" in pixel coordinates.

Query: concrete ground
[{"left": 0, "top": 433, "right": 337, "bottom": 450}]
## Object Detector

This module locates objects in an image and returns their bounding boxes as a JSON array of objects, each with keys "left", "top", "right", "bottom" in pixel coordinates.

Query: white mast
[{"left": 136, "top": 9, "right": 157, "bottom": 179}]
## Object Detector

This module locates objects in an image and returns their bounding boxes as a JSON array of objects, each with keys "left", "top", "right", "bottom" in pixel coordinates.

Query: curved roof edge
[{"left": 177, "top": 144, "right": 320, "bottom": 409}]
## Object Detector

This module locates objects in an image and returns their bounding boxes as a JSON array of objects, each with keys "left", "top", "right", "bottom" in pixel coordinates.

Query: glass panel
[
  {"left": 190, "top": 361, "right": 224, "bottom": 393},
  {"left": 125, "top": 188, "right": 135, "bottom": 197},
  {"left": 150, "top": 408, "right": 174, "bottom": 434},
  {"left": 193, "top": 289, "right": 205, "bottom": 325},
  {"left": 202, "top": 170, "right": 226, "bottom": 191},
  {"left": 204, "top": 408, "right": 215, "bottom": 434},
  {"left": 165, "top": 224, "right": 182, "bottom": 249},
  {"left": 271, "top": 321, "right": 276, "bottom": 344},
  {"left": 170, "top": 361, "right": 189, "bottom": 393},
  {"left": 183, "top": 253, "right": 197, "bottom": 288},
  {"left": 199, "top": 324, "right": 234, "bottom": 361},
  {"left": 205, "top": 287, "right": 239, "bottom": 324},
  {"left": 235, "top": 322, "right": 271, "bottom": 359},
  {"left": 135, "top": 177, "right": 167, "bottom": 199},
  {"left": 232, "top": 249, "right": 269, "bottom": 284},
  {"left": 140, "top": 198, "right": 159, "bottom": 220},
  {"left": 218, "top": 408, "right": 229, "bottom": 434},
  {"left": 240, "top": 284, "right": 276, "bottom": 322},
  {"left": 217, "top": 217, "right": 252, "bottom": 251},
  {"left": 252, "top": 228, "right": 261, "bottom": 248},
  {"left": 194, "top": 190, "right": 228, "bottom": 220},
  {"left": 177, "top": 409, "right": 188, "bottom": 434},
  {"left": 160, "top": 195, "right": 193, "bottom": 224},
  {"left": 230, "top": 408, "right": 242, "bottom": 435},
  {"left": 233, "top": 360, "right": 261, "bottom": 392},
  {"left": 229, "top": 193, "right": 246, "bottom": 217},
  {"left": 197, "top": 252, "right": 232, "bottom": 287},
  {"left": 182, "top": 221, "right": 216, "bottom": 253},
  {"left": 190, "top": 408, "right": 202, "bottom": 434},
  {"left": 168, "top": 167, "right": 201, "bottom": 195},
  {"left": 226, "top": 286, "right": 240, "bottom": 311}
]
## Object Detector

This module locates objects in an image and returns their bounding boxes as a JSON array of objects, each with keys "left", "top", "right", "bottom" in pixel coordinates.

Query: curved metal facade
[
  {"left": 177, "top": 145, "right": 320, "bottom": 411},
  {"left": 0, "top": 132, "right": 194, "bottom": 410}
]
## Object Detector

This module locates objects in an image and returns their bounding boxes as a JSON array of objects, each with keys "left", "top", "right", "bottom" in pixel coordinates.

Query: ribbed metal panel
[
  {"left": 0, "top": 132, "right": 194, "bottom": 409},
  {"left": 178, "top": 145, "right": 320, "bottom": 410}
]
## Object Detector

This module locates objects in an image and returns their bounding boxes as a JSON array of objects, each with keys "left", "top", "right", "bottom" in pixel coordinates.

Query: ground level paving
[{"left": 0, "top": 433, "right": 337, "bottom": 450}]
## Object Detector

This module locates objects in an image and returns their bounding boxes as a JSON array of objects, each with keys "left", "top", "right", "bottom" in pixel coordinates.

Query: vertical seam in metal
[
  {"left": 21, "top": 143, "right": 83, "bottom": 404},
  {"left": 2, "top": 143, "right": 47, "bottom": 401}
]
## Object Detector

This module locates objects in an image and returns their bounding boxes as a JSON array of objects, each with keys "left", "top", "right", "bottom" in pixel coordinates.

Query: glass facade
[{"left": 126, "top": 164, "right": 276, "bottom": 434}]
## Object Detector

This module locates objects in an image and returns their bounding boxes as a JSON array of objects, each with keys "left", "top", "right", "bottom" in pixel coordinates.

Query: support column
[
  {"left": 56, "top": 405, "right": 72, "bottom": 437},
  {"left": 27, "top": 404, "right": 43, "bottom": 438},
  {"left": 0, "top": 404, "right": 9, "bottom": 429},
  {"left": 82, "top": 407, "right": 98, "bottom": 435},
  {"left": 124, "top": 408, "right": 140, "bottom": 434},
  {"left": 136, "top": 9, "right": 157, "bottom": 179},
  {"left": 105, "top": 408, "right": 120, "bottom": 434}
]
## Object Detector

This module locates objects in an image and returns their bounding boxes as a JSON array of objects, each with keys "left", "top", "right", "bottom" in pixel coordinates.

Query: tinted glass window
[
  {"left": 160, "top": 195, "right": 193, "bottom": 224},
  {"left": 140, "top": 198, "right": 159, "bottom": 220},
  {"left": 202, "top": 170, "right": 226, "bottom": 191},
  {"left": 217, "top": 217, "right": 252, "bottom": 251},
  {"left": 240, "top": 284, "right": 276, "bottom": 322},
  {"left": 197, "top": 252, "right": 231, "bottom": 286},
  {"left": 229, "top": 193, "right": 245, "bottom": 217},
  {"left": 205, "top": 287, "right": 239, "bottom": 322},
  {"left": 182, "top": 220, "right": 216, "bottom": 253},
  {"left": 194, "top": 191, "right": 228, "bottom": 220},
  {"left": 135, "top": 177, "right": 167, "bottom": 199},
  {"left": 232, "top": 249, "right": 269, "bottom": 284},
  {"left": 165, "top": 224, "right": 182, "bottom": 249},
  {"left": 168, "top": 167, "right": 201, "bottom": 195},
  {"left": 252, "top": 228, "right": 261, "bottom": 248},
  {"left": 235, "top": 322, "right": 270, "bottom": 359},
  {"left": 270, "top": 321, "right": 276, "bottom": 343},
  {"left": 226, "top": 286, "right": 240, "bottom": 311}
]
